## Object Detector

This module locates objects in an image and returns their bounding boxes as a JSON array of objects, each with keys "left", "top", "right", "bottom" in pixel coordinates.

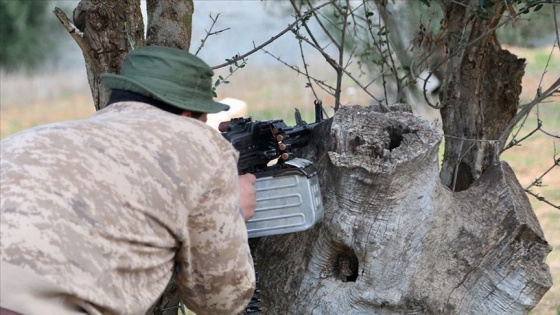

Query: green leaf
[{"left": 534, "top": 4, "right": 543, "bottom": 12}]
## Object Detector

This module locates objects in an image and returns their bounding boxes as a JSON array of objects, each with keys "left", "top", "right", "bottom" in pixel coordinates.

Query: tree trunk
[
  {"left": 437, "top": 0, "right": 525, "bottom": 191},
  {"left": 55, "top": 1, "right": 552, "bottom": 314},
  {"left": 54, "top": 0, "right": 145, "bottom": 110},
  {"left": 146, "top": 0, "right": 193, "bottom": 50},
  {"left": 54, "top": 0, "right": 194, "bottom": 110},
  {"left": 255, "top": 105, "right": 551, "bottom": 314}
]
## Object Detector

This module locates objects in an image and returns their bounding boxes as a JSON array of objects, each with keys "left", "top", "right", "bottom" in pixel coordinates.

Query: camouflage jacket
[{"left": 0, "top": 102, "right": 255, "bottom": 315}]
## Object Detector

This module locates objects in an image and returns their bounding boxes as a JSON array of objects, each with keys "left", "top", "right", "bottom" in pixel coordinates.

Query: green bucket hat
[{"left": 100, "top": 46, "right": 229, "bottom": 113}]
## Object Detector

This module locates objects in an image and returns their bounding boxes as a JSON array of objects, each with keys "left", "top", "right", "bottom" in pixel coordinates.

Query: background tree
[
  {"left": 0, "top": 1, "right": 67, "bottom": 72},
  {"left": 53, "top": 0, "right": 556, "bottom": 314}
]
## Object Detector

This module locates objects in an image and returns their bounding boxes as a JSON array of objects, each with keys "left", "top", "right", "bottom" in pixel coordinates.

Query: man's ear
[{"left": 181, "top": 111, "right": 193, "bottom": 117}]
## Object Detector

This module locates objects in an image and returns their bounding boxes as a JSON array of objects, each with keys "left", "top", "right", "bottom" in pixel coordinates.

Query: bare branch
[
  {"left": 540, "top": 127, "right": 560, "bottom": 138},
  {"left": 293, "top": 0, "right": 344, "bottom": 108},
  {"left": 526, "top": 190, "right": 560, "bottom": 209},
  {"left": 194, "top": 13, "right": 230, "bottom": 56},
  {"left": 53, "top": 8, "right": 88, "bottom": 55},
  {"left": 260, "top": 46, "right": 336, "bottom": 95},
  {"left": 554, "top": 5, "right": 560, "bottom": 51},
  {"left": 212, "top": 1, "right": 332, "bottom": 69},
  {"left": 297, "top": 39, "right": 320, "bottom": 101},
  {"left": 526, "top": 151, "right": 559, "bottom": 191},
  {"left": 502, "top": 121, "right": 542, "bottom": 151},
  {"left": 499, "top": 78, "right": 560, "bottom": 149},
  {"left": 525, "top": 148, "right": 560, "bottom": 209}
]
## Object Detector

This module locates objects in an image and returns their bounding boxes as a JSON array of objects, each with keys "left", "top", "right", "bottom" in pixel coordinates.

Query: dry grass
[{"left": 0, "top": 46, "right": 558, "bottom": 314}]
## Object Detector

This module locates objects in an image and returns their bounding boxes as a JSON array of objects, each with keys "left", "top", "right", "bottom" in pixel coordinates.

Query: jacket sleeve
[{"left": 176, "top": 148, "right": 255, "bottom": 315}]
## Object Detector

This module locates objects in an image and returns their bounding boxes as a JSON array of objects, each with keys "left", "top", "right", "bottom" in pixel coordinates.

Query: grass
[{"left": 0, "top": 46, "right": 558, "bottom": 314}]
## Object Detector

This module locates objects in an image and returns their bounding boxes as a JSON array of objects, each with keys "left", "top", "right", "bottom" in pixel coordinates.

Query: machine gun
[
  {"left": 219, "top": 100, "right": 324, "bottom": 174},
  {"left": 219, "top": 100, "right": 325, "bottom": 238},
  {"left": 220, "top": 101, "right": 325, "bottom": 314}
]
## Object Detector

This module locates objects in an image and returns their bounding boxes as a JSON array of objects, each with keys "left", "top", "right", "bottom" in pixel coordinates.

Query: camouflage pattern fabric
[{"left": 0, "top": 102, "right": 255, "bottom": 315}]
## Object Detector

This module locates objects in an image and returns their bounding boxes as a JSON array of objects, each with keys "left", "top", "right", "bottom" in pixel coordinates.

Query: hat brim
[{"left": 100, "top": 73, "right": 230, "bottom": 114}]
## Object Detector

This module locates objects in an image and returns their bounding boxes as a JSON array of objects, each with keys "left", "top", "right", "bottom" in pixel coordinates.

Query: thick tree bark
[
  {"left": 55, "top": 2, "right": 551, "bottom": 314},
  {"left": 54, "top": 0, "right": 145, "bottom": 110},
  {"left": 437, "top": 0, "right": 525, "bottom": 191},
  {"left": 146, "top": 0, "right": 193, "bottom": 50},
  {"left": 254, "top": 105, "right": 551, "bottom": 314},
  {"left": 55, "top": 0, "right": 194, "bottom": 110}
]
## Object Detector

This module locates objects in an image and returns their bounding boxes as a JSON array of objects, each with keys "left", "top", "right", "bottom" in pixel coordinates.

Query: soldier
[{"left": 0, "top": 46, "right": 256, "bottom": 315}]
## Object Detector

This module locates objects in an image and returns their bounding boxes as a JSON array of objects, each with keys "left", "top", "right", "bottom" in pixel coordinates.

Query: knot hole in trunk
[
  {"left": 332, "top": 245, "right": 359, "bottom": 282},
  {"left": 385, "top": 125, "right": 415, "bottom": 150}
]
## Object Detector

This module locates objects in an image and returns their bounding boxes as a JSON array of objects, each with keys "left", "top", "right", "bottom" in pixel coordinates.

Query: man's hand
[{"left": 238, "top": 173, "right": 256, "bottom": 222}]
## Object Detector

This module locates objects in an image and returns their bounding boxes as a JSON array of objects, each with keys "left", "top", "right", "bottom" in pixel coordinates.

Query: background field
[{"left": 1, "top": 46, "right": 558, "bottom": 314}]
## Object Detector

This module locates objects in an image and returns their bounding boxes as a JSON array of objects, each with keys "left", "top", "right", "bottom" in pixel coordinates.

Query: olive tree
[{"left": 54, "top": 0, "right": 555, "bottom": 314}]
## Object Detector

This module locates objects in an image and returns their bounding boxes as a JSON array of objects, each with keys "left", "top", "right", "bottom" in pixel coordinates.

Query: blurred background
[{"left": 0, "top": 1, "right": 558, "bottom": 313}]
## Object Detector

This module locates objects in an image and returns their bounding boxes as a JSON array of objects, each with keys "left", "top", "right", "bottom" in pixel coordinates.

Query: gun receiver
[
  {"left": 220, "top": 100, "right": 323, "bottom": 175},
  {"left": 220, "top": 101, "right": 325, "bottom": 238}
]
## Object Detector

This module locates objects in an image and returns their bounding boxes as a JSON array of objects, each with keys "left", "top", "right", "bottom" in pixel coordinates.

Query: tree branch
[
  {"left": 211, "top": 1, "right": 332, "bottom": 69},
  {"left": 53, "top": 8, "right": 89, "bottom": 60},
  {"left": 498, "top": 78, "right": 560, "bottom": 149},
  {"left": 194, "top": 13, "right": 230, "bottom": 56}
]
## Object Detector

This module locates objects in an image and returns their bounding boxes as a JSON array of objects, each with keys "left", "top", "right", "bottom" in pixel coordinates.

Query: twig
[
  {"left": 536, "top": 38, "right": 558, "bottom": 90},
  {"left": 295, "top": 32, "right": 383, "bottom": 103},
  {"left": 297, "top": 36, "right": 320, "bottom": 101},
  {"left": 526, "top": 152, "right": 559, "bottom": 191},
  {"left": 293, "top": 0, "right": 343, "bottom": 108},
  {"left": 194, "top": 13, "right": 230, "bottom": 56},
  {"left": 526, "top": 190, "right": 560, "bottom": 209},
  {"left": 498, "top": 78, "right": 560, "bottom": 149},
  {"left": 540, "top": 128, "right": 560, "bottom": 138},
  {"left": 299, "top": 0, "right": 340, "bottom": 50},
  {"left": 376, "top": 15, "right": 390, "bottom": 107},
  {"left": 333, "top": 0, "right": 351, "bottom": 110},
  {"left": 505, "top": 105, "right": 532, "bottom": 152},
  {"left": 553, "top": 4, "right": 560, "bottom": 49},
  {"left": 53, "top": 8, "right": 88, "bottom": 54},
  {"left": 260, "top": 47, "right": 336, "bottom": 95},
  {"left": 212, "top": 1, "right": 332, "bottom": 69},
  {"left": 502, "top": 123, "right": 541, "bottom": 151},
  {"left": 525, "top": 148, "right": 560, "bottom": 210}
]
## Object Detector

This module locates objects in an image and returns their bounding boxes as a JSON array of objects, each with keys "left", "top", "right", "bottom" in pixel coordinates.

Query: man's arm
[
  {"left": 238, "top": 173, "right": 256, "bottom": 221},
  {"left": 175, "top": 150, "right": 255, "bottom": 315}
]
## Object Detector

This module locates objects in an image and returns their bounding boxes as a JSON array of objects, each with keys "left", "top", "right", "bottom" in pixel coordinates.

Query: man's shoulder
[{"left": 98, "top": 101, "right": 234, "bottom": 149}]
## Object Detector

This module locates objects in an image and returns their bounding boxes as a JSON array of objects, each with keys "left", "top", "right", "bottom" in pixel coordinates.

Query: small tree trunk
[
  {"left": 254, "top": 105, "right": 551, "bottom": 314},
  {"left": 437, "top": 0, "right": 525, "bottom": 191},
  {"left": 54, "top": 0, "right": 194, "bottom": 110},
  {"left": 54, "top": 0, "right": 145, "bottom": 110},
  {"left": 146, "top": 0, "right": 193, "bottom": 50}
]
